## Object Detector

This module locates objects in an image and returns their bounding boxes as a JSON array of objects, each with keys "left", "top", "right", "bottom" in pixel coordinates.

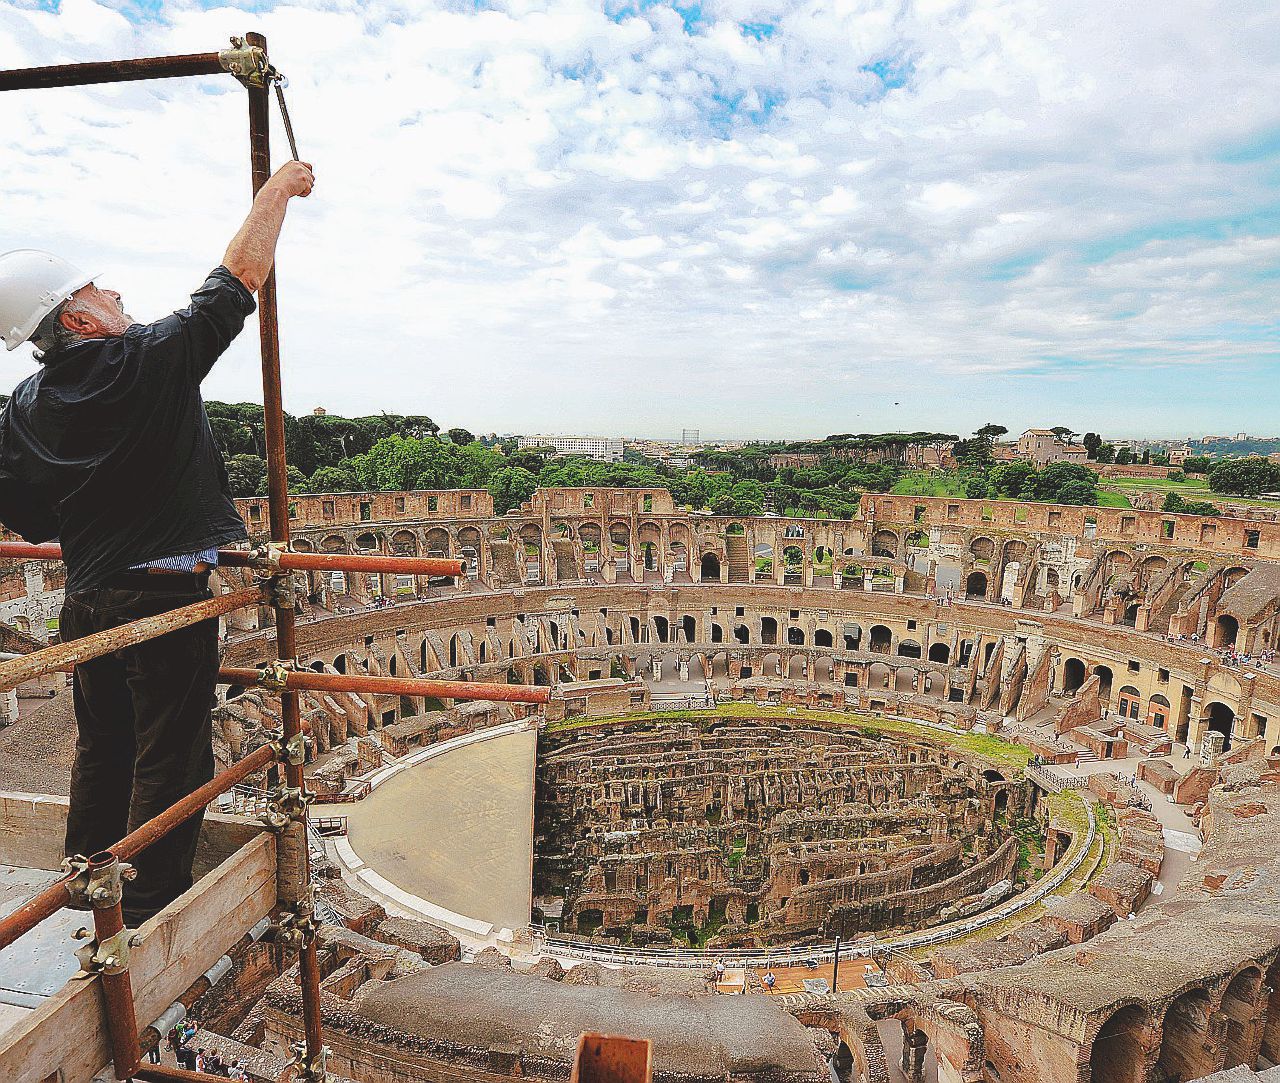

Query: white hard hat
[{"left": 0, "top": 249, "right": 98, "bottom": 352}]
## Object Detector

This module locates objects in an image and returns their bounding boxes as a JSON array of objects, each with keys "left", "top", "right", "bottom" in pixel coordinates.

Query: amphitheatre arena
[{"left": 4, "top": 485, "right": 1280, "bottom": 1083}]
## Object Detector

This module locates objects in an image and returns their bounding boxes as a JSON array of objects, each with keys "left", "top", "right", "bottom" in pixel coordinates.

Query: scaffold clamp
[
  {"left": 218, "top": 36, "right": 270, "bottom": 88},
  {"left": 266, "top": 727, "right": 308, "bottom": 766},
  {"left": 61, "top": 854, "right": 136, "bottom": 910},
  {"left": 260, "top": 784, "right": 309, "bottom": 830},
  {"left": 258, "top": 659, "right": 296, "bottom": 692},
  {"left": 268, "top": 889, "right": 319, "bottom": 950},
  {"left": 288, "top": 1040, "right": 331, "bottom": 1082},
  {"left": 73, "top": 926, "right": 139, "bottom": 976}
]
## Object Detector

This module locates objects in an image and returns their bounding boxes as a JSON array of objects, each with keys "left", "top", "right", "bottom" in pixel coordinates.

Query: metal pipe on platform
[
  {"left": 0, "top": 587, "right": 265, "bottom": 693},
  {"left": 218, "top": 665, "right": 553, "bottom": 704},
  {"left": 0, "top": 52, "right": 225, "bottom": 92}
]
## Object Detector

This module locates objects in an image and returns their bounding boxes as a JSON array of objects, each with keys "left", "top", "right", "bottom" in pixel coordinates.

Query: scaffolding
[{"left": 0, "top": 35, "right": 551, "bottom": 1083}]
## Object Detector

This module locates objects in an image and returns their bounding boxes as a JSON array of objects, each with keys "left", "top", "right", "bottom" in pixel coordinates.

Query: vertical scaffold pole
[{"left": 244, "top": 30, "right": 326, "bottom": 1078}]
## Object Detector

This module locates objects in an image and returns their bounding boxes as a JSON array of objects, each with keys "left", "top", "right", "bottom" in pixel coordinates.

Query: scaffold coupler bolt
[
  {"left": 61, "top": 854, "right": 136, "bottom": 910},
  {"left": 288, "top": 1040, "right": 330, "bottom": 1082},
  {"left": 265, "top": 726, "right": 308, "bottom": 766},
  {"left": 258, "top": 658, "right": 296, "bottom": 692},
  {"left": 73, "top": 926, "right": 139, "bottom": 976},
  {"left": 260, "top": 784, "right": 310, "bottom": 831},
  {"left": 268, "top": 888, "right": 319, "bottom": 951},
  {"left": 219, "top": 35, "right": 271, "bottom": 88}
]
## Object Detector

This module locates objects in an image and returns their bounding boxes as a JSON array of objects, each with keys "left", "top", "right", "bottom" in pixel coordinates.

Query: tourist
[
  {"left": 195, "top": 1048, "right": 207, "bottom": 1073},
  {"left": 228, "top": 1062, "right": 248, "bottom": 1082},
  {"left": 714, "top": 957, "right": 725, "bottom": 982},
  {"left": 763, "top": 969, "right": 776, "bottom": 990}
]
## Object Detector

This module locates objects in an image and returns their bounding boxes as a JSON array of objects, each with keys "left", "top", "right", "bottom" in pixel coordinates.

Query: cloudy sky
[{"left": 2, "top": 0, "right": 1279, "bottom": 440}]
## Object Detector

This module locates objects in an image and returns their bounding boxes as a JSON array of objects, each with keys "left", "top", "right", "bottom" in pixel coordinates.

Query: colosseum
[{"left": 3, "top": 485, "right": 1280, "bottom": 1083}]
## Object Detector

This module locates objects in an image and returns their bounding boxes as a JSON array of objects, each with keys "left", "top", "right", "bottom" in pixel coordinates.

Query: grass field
[
  {"left": 1102, "top": 473, "right": 1280, "bottom": 510},
  {"left": 547, "top": 701, "right": 1034, "bottom": 768}
]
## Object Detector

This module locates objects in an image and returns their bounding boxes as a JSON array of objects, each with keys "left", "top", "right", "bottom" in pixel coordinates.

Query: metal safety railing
[{"left": 0, "top": 35, "right": 553, "bottom": 1083}]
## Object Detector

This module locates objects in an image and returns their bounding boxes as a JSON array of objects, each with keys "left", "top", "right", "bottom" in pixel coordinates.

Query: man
[{"left": 0, "top": 158, "right": 314, "bottom": 925}]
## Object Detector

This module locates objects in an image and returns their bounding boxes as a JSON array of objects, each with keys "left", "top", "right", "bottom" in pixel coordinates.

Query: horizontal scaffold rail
[
  {"left": 0, "top": 52, "right": 227, "bottom": 91},
  {"left": 0, "top": 541, "right": 466, "bottom": 578},
  {"left": 0, "top": 743, "right": 277, "bottom": 954},
  {"left": 0, "top": 587, "right": 266, "bottom": 693},
  {"left": 218, "top": 665, "right": 554, "bottom": 705}
]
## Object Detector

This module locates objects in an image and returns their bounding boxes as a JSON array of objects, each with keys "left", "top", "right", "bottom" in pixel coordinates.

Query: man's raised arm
[{"left": 222, "top": 160, "right": 315, "bottom": 294}]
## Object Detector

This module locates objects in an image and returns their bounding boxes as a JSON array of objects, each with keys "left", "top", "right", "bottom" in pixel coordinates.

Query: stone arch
[
  {"left": 761, "top": 617, "right": 778, "bottom": 646},
  {"left": 928, "top": 642, "right": 950, "bottom": 663},
  {"left": 1204, "top": 701, "right": 1236, "bottom": 751},
  {"left": 390, "top": 528, "right": 418, "bottom": 555},
  {"left": 897, "top": 639, "right": 921, "bottom": 659},
  {"left": 321, "top": 533, "right": 347, "bottom": 553},
  {"left": 1156, "top": 987, "right": 1217, "bottom": 1083},
  {"left": 787, "top": 626, "right": 806, "bottom": 646},
  {"left": 1117, "top": 685, "right": 1142, "bottom": 720},
  {"left": 424, "top": 527, "right": 450, "bottom": 556},
  {"left": 755, "top": 541, "right": 775, "bottom": 582},
  {"left": 457, "top": 526, "right": 482, "bottom": 575},
  {"left": 1221, "top": 965, "right": 1264, "bottom": 1069},
  {"left": 782, "top": 545, "right": 804, "bottom": 581},
  {"left": 965, "top": 570, "right": 988, "bottom": 598},
  {"left": 842, "top": 623, "right": 862, "bottom": 651},
  {"left": 1148, "top": 693, "right": 1171, "bottom": 729},
  {"left": 1063, "top": 657, "right": 1087, "bottom": 693},
  {"left": 969, "top": 536, "right": 995, "bottom": 563},
  {"left": 733, "top": 624, "right": 750, "bottom": 645},
  {"left": 871, "top": 530, "right": 898, "bottom": 559},
  {"left": 699, "top": 552, "right": 720, "bottom": 582},
  {"left": 1215, "top": 614, "right": 1240, "bottom": 649},
  {"left": 1089, "top": 1002, "right": 1153, "bottom": 1083},
  {"left": 869, "top": 625, "right": 892, "bottom": 653},
  {"left": 1093, "top": 664, "right": 1114, "bottom": 703},
  {"left": 814, "top": 628, "right": 834, "bottom": 648},
  {"left": 354, "top": 531, "right": 380, "bottom": 552}
]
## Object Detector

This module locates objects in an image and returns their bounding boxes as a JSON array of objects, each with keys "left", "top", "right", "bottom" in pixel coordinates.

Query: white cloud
[{"left": 1, "top": 0, "right": 1278, "bottom": 438}]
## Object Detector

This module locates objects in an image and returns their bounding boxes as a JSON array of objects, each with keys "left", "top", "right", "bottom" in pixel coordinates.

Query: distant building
[
  {"left": 312, "top": 406, "right": 327, "bottom": 416},
  {"left": 1017, "top": 429, "right": 1090, "bottom": 467},
  {"left": 1169, "top": 447, "right": 1193, "bottom": 466},
  {"left": 681, "top": 428, "right": 700, "bottom": 444},
  {"left": 518, "top": 434, "right": 624, "bottom": 462}
]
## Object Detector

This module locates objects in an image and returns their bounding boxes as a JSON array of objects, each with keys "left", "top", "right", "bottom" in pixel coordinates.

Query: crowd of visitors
[{"left": 164, "top": 1017, "right": 249, "bottom": 1078}]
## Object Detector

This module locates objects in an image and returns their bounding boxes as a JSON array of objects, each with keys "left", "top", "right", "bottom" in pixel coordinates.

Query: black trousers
[{"left": 60, "top": 573, "right": 219, "bottom": 924}]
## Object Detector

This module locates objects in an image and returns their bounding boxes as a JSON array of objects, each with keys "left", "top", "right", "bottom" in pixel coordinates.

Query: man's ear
[{"left": 59, "top": 307, "right": 98, "bottom": 335}]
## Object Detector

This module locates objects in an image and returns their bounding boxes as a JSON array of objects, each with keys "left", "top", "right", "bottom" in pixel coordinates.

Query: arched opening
[
  {"left": 1157, "top": 988, "right": 1216, "bottom": 1083},
  {"left": 682, "top": 615, "right": 696, "bottom": 643},
  {"left": 653, "top": 616, "right": 669, "bottom": 643},
  {"left": 1090, "top": 1003, "right": 1153, "bottom": 1083},
  {"left": 869, "top": 625, "right": 892, "bottom": 653},
  {"left": 787, "top": 627, "right": 805, "bottom": 646},
  {"left": 871, "top": 530, "right": 897, "bottom": 558},
  {"left": 761, "top": 617, "right": 778, "bottom": 646},
  {"left": 928, "top": 642, "right": 950, "bottom": 664},
  {"left": 843, "top": 623, "right": 861, "bottom": 651},
  {"left": 1148, "top": 694, "right": 1171, "bottom": 729},
  {"left": 782, "top": 545, "right": 804, "bottom": 583},
  {"left": 711, "top": 623, "right": 724, "bottom": 643},
  {"left": 1063, "top": 657, "right": 1086, "bottom": 693},
  {"left": 1122, "top": 603, "right": 1140, "bottom": 627},
  {"left": 897, "top": 640, "right": 921, "bottom": 659},
  {"left": 733, "top": 625, "right": 750, "bottom": 645},
  {"left": 1221, "top": 966, "right": 1263, "bottom": 1069},
  {"left": 814, "top": 629, "right": 833, "bottom": 648},
  {"left": 754, "top": 542, "right": 774, "bottom": 582},
  {"left": 699, "top": 553, "right": 720, "bottom": 582},
  {"left": 1205, "top": 701, "right": 1236, "bottom": 751},
  {"left": 965, "top": 571, "right": 988, "bottom": 599},
  {"left": 1216, "top": 614, "right": 1240, "bottom": 649},
  {"left": 1093, "top": 664, "right": 1114, "bottom": 703}
]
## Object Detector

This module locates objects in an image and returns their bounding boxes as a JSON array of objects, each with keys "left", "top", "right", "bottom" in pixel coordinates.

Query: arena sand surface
[{"left": 342, "top": 727, "right": 537, "bottom": 931}]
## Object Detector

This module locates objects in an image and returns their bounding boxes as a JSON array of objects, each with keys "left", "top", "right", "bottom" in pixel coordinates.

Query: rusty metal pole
[
  {"left": 78, "top": 852, "right": 142, "bottom": 1080},
  {"left": 0, "top": 52, "right": 224, "bottom": 92},
  {"left": 245, "top": 31, "right": 326, "bottom": 1077},
  {"left": 0, "top": 742, "right": 276, "bottom": 953},
  {"left": 219, "top": 666, "right": 553, "bottom": 704},
  {"left": 0, "top": 586, "right": 264, "bottom": 693}
]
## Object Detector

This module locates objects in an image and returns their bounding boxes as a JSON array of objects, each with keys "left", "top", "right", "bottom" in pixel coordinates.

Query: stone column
[{"left": 901, "top": 1027, "right": 929, "bottom": 1082}]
